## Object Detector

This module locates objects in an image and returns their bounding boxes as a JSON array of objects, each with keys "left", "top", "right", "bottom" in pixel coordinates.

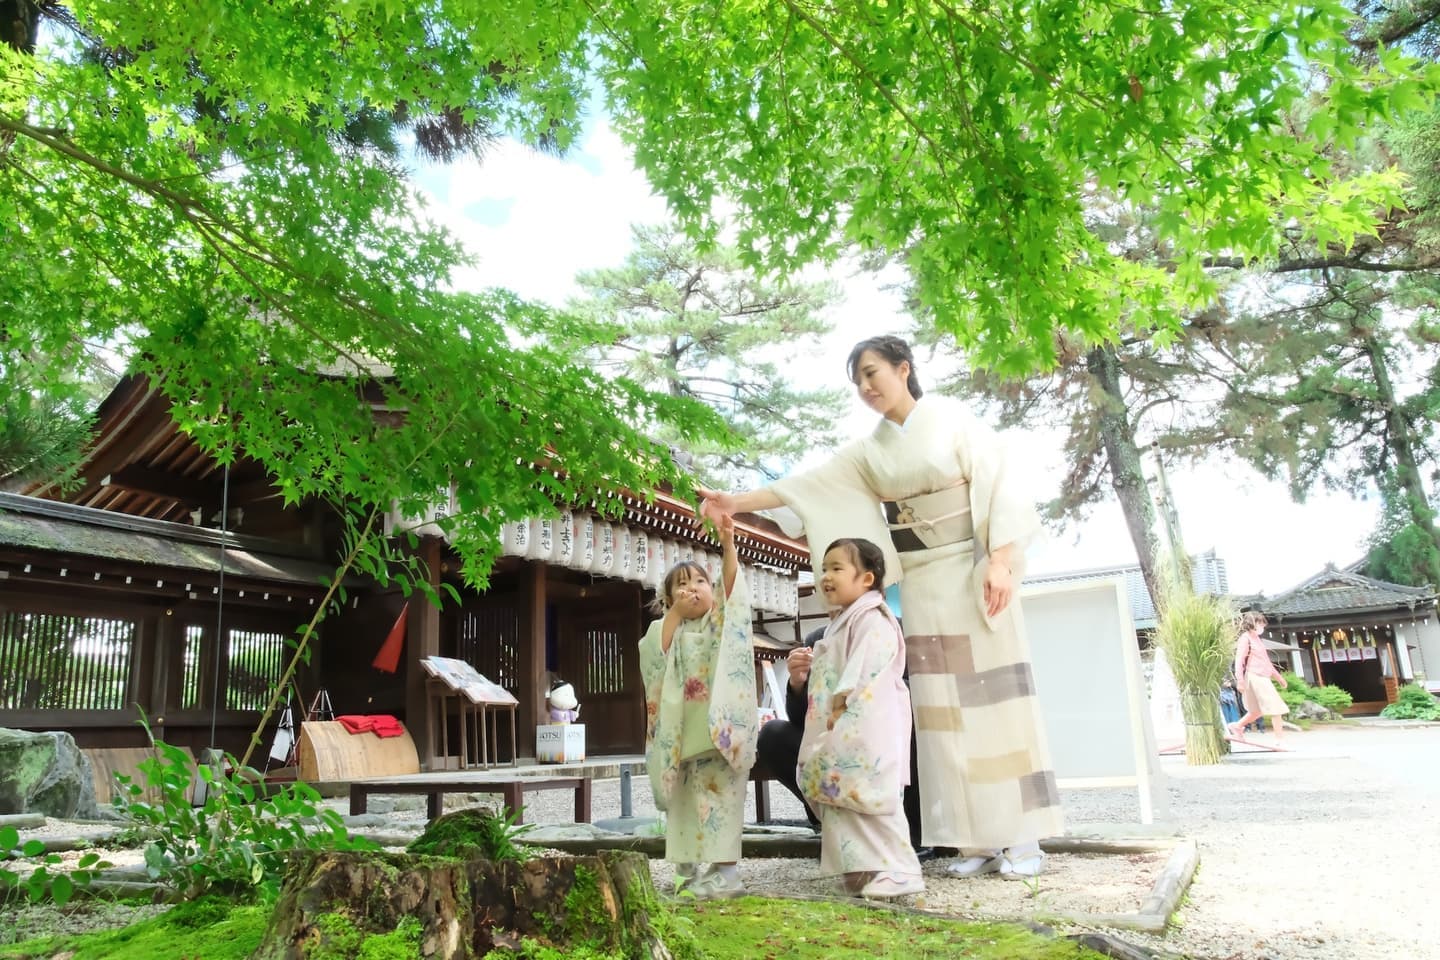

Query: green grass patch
[
  {"left": 0, "top": 896, "right": 268, "bottom": 960},
  {"left": 677, "top": 898, "right": 1110, "bottom": 959}
]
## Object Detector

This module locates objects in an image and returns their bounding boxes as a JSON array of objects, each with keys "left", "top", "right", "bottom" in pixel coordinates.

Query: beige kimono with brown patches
[{"left": 769, "top": 395, "right": 1064, "bottom": 850}]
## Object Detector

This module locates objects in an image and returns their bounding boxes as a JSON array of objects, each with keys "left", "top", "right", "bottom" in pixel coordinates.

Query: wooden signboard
[{"left": 421, "top": 656, "right": 518, "bottom": 705}]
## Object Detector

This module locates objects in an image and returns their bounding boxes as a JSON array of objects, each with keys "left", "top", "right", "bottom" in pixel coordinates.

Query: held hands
[
  {"left": 827, "top": 693, "right": 847, "bottom": 730},
  {"left": 714, "top": 512, "right": 735, "bottom": 548},
  {"left": 697, "top": 488, "right": 737, "bottom": 526},
  {"left": 983, "top": 557, "right": 1015, "bottom": 619}
]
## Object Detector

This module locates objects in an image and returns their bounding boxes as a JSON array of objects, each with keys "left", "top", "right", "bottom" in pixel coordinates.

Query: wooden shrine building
[
  {"left": 1252, "top": 565, "right": 1439, "bottom": 715},
  {"left": 0, "top": 375, "right": 809, "bottom": 767}
]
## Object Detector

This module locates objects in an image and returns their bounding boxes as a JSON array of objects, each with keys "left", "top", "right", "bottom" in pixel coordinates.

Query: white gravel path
[{"left": 7, "top": 722, "right": 1438, "bottom": 959}]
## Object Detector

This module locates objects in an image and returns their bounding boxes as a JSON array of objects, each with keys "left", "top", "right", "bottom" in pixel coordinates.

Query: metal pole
[{"left": 619, "top": 763, "right": 634, "bottom": 819}]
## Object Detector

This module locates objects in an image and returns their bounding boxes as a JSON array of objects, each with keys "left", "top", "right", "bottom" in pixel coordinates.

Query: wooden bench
[
  {"left": 748, "top": 762, "right": 777, "bottom": 823},
  {"left": 349, "top": 776, "right": 592, "bottom": 824}
]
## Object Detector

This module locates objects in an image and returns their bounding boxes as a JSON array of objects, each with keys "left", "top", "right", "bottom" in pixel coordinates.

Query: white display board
[{"left": 1021, "top": 577, "right": 1167, "bottom": 823}]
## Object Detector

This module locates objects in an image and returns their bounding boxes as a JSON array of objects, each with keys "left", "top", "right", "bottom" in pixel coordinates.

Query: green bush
[
  {"left": 112, "top": 737, "right": 376, "bottom": 899},
  {"left": 0, "top": 825, "right": 109, "bottom": 906},
  {"left": 1277, "top": 672, "right": 1352, "bottom": 716},
  {"left": 1380, "top": 683, "right": 1440, "bottom": 720},
  {"left": 1308, "top": 682, "right": 1354, "bottom": 713}
]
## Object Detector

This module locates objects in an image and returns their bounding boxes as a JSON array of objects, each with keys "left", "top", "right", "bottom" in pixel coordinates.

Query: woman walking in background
[{"left": 1230, "top": 612, "right": 1290, "bottom": 746}]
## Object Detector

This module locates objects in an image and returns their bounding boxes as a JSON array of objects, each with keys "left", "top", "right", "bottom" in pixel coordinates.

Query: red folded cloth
[{"left": 335, "top": 714, "right": 405, "bottom": 738}]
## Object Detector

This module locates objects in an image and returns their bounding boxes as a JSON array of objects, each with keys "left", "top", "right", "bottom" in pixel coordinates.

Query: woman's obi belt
[{"left": 884, "top": 484, "right": 973, "bottom": 553}]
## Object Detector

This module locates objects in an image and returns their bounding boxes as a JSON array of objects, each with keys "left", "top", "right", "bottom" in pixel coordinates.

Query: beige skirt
[{"left": 1242, "top": 673, "right": 1290, "bottom": 716}]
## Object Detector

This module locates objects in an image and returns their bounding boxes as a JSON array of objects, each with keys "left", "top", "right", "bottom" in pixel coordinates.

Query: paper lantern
[
  {"left": 527, "top": 517, "right": 556, "bottom": 561},
  {"left": 666, "top": 539, "right": 683, "bottom": 574},
  {"left": 568, "top": 513, "right": 595, "bottom": 571},
  {"left": 501, "top": 520, "right": 529, "bottom": 557},
  {"left": 632, "top": 530, "right": 650, "bottom": 584},
  {"left": 593, "top": 523, "right": 617, "bottom": 575},
  {"left": 616, "top": 526, "right": 633, "bottom": 580},
  {"left": 554, "top": 510, "right": 576, "bottom": 566},
  {"left": 649, "top": 537, "right": 670, "bottom": 589}
]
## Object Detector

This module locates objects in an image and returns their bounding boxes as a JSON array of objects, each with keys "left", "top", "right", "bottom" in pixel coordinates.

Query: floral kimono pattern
[
  {"left": 798, "top": 589, "right": 911, "bottom": 815},
  {"left": 797, "top": 588, "right": 920, "bottom": 880},
  {"left": 640, "top": 568, "right": 757, "bottom": 863}
]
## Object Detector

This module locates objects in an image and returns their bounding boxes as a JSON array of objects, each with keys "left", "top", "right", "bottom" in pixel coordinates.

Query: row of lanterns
[
  {"left": 385, "top": 495, "right": 801, "bottom": 617},
  {"left": 496, "top": 511, "right": 799, "bottom": 617}
]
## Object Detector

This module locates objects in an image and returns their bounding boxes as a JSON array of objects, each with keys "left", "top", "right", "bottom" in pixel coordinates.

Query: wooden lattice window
[
  {"left": 585, "top": 627, "right": 625, "bottom": 695},
  {"left": 0, "top": 610, "right": 136, "bottom": 710},
  {"left": 225, "top": 628, "right": 288, "bottom": 711},
  {"left": 178, "top": 625, "right": 205, "bottom": 710},
  {"left": 457, "top": 606, "right": 519, "bottom": 691}
]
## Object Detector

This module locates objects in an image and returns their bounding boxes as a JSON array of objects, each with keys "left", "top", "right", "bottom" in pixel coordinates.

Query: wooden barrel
[
  {"left": 85, "top": 746, "right": 197, "bottom": 805},
  {"left": 297, "top": 721, "right": 420, "bottom": 783}
]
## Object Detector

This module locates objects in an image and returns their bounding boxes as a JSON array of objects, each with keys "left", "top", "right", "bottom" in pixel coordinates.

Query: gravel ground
[{"left": 6, "top": 723, "right": 1438, "bottom": 959}]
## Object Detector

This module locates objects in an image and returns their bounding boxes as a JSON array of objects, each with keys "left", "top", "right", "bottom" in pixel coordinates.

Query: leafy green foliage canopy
[
  {"left": 4, "top": 0, "right": 1435, "bottom": 596},
  {"left": 2, "top": 1, "right": 723, "bottom": 592},
  {"left": 593, "top": 0, "right": 1435, "bottom": 371}
]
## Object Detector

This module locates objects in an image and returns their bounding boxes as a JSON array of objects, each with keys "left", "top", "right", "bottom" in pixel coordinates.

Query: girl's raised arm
[{"left": 718, "top": 513, "right": 739, "bottom": 598}]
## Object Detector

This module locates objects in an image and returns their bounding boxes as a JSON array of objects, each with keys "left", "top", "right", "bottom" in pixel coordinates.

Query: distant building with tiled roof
[{"left": 1247, "top": 564, "right": 1438, "bottom": 714}]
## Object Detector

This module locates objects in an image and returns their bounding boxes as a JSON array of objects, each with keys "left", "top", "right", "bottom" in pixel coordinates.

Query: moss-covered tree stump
[{"left": 253, "top": 849, "right": 675, "bottom": 960}]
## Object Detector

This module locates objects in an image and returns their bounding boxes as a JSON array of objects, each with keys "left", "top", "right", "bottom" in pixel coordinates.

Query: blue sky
[{"left": 405, "top": 108, "right": 1380, "bottom": 596}]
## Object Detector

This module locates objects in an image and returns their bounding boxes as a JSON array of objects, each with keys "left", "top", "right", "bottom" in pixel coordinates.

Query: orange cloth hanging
[{"left": 372, "top": 602, "right": 408, "bottom": 674}]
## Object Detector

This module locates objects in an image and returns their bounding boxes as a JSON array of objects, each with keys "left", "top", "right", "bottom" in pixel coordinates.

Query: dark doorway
[{"left": 557, "top": 602, "right": 643, "bottom": 754}]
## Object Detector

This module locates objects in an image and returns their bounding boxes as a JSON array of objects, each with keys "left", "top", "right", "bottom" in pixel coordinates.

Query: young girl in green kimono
[{"left": 639, "top": 513, "right": 758, "bottom": 899}]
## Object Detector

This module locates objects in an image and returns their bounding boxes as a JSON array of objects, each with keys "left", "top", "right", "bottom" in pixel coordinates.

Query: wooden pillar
[
  {"left": 406, "top": 537, "right": 443, "bottom": 768},
  {"left": 137, "top": 612, "right": 165, "bottom": 734},
  {"left": 516, "top": 561, "right": 548, "bottom": 756}
]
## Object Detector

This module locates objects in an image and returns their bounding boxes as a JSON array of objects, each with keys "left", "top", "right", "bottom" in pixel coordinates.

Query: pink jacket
[{"left": 1234, "top": 630, "right": 1281, "bottom": 681}]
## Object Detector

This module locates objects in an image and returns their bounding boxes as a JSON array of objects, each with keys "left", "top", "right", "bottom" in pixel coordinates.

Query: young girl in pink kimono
[
  {"left": 639, "top": 513, "right": 758, "bottom": 900},
  {"left": 798, "top": 537, "right": 925, "bottom": 899}
]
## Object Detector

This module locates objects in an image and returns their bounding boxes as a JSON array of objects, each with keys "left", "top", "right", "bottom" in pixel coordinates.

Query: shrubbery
[
  {"left": 1277, "top": 672, "right": 1353, "bottom": 715},
  {"left": 112, "top": 737, "right": 376, "bottom": 899},
  {"left": 1380, "top": 683, "right": 1440, "bottom": 720}
]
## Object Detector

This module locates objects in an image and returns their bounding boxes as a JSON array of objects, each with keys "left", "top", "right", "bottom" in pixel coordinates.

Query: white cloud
[{"left": 414, "top": 121, "right": 669, "bottom": 304}]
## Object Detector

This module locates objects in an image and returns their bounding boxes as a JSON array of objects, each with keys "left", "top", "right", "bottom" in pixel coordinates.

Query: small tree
[
  {"left": 1153, "top": 587, "right": 1235, "bottom": 765},
  {"left": 564, "top": 223, "right": 846, "bottom": 485}
]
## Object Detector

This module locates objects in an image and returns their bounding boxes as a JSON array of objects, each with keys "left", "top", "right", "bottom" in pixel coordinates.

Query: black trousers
[{"left": 755, "top": 717, "right": 924, "bottom": 848}]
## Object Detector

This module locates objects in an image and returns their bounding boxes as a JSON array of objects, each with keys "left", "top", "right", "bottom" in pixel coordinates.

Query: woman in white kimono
[
  {"left": 701, "top": 336, "right": 1063, "bottom": 879},
  {"left": 639, "top": 513, "right": 758, "bottom": 899}
]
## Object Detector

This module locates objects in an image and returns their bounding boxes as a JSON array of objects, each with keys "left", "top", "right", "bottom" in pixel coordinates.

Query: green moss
[
  {"left": 0, "top": 900, "right": 268, "bottom": 960},
  {"left": 677, "top": 899, "right": 1115, "bottom": 960},
  {"left": 482, "top": 939, "right": 626, "bottom": 960},
  {"left": 309, "top": 912, "right": 423, "bottom": 960},
  {"left": 563, "top": 865, "right": 612, "bottom": 936},
  {"left": 407, "top": 808, "right": 529, "bottom": 862}
]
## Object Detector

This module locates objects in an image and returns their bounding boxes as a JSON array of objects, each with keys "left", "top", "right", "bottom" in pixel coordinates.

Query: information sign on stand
[
  {"left": 420, "top": 657, "right": 518, "bottom": 769},
  {"left": 1022, "top": 577, "right": 1168, "bottom": 824}
]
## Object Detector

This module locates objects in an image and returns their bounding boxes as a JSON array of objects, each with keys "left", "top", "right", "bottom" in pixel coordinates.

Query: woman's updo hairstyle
[{"left": 846, "top": 335, "right": 923, "bottom": 400}]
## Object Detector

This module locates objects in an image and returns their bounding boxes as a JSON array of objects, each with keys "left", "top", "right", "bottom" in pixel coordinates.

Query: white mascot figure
[{"left": 548, "top": 681, "right": 581, "bottom": 724}]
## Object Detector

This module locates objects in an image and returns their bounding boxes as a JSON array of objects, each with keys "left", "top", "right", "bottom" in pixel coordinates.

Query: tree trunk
[
  {"left": 1361, "top": 331, "right": 1440, "bottom": 568},
  {"left": 254, "top": 850, "right": 670, "bottom": 960},
  {"left": 1086, "top": 345, "right": 1168, "bottom": 613},
  {"left": 1, "top": 0, "right": 41, "bottom": 54}
]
